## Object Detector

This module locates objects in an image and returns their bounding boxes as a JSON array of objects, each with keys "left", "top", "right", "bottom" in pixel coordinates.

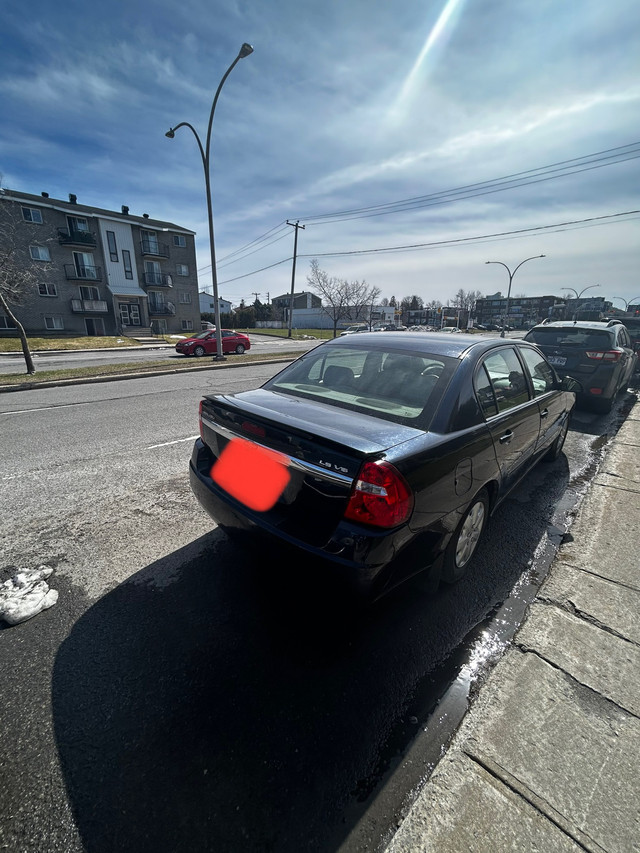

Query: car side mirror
[{"left": 560, "top": 375, "right": 583, "bottom": 393}]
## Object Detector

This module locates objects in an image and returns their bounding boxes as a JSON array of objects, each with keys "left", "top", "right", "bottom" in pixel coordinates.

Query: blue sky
[{"left": 2, "top": 0, "right": 639, "bottom": 307}]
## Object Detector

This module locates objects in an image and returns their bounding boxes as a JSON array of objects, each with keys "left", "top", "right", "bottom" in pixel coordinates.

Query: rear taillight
[
  {"left": 585, "top": 350, "right": 622, "bottom": 362},
  {"left": 344, "top": 460, "right": 414, "bottom": 528}
]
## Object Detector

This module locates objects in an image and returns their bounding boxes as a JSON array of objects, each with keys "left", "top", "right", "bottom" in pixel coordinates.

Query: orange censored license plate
[{"left": 210, "top": 437, "right": 291, "bottom": 512}]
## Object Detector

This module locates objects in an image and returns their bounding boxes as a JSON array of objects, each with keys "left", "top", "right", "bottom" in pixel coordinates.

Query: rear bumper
[{"left": 189, "top": 440, "right": 445, "bottom": 596}]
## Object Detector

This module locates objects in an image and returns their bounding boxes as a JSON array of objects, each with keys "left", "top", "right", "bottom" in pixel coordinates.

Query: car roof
[
  {"left": 530, "top": 320, "right": 619, "bottom": 330},
  {"left": 324, "top": 330, "right": 538, "bottom": 359}
]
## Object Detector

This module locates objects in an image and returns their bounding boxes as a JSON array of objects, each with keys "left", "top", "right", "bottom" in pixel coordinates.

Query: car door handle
[
  {"left": 499, "top": 430, "right": 513, "bottom": 444},
  {"left": 540, "top": 408, "right": 549, "bottom": 419}
]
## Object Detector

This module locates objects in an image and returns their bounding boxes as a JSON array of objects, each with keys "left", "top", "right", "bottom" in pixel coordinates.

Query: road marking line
[{"left": 146, "top": 435, "right": 199, "bottom": 450}]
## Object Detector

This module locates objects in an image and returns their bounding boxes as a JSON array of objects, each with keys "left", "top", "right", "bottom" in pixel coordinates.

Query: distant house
[
  {"left": 199, "top": 291, "right": 232, "bottom": 316},
  {"left": 0, "top": 188, "right": 201, "bottom": 337},
  {"left": 271, "top": 291, "right": 322, "bottom": 311}
]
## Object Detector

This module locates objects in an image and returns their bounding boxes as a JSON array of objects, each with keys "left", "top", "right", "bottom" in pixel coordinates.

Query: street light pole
[
  {"left": 485, "top": 255, "right": 546, "bottom": 337},
  {"left": 166, "top": 43, "right": 253, "bottom": 360},
  {"left": 614, "top": 295, "right": 640, "bottom": 312},
  {"left": 561, "top": 284, "right": 600, "bottom": 320}
]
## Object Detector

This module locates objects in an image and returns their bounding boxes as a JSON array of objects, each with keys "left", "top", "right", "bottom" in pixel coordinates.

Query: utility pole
[
  {"left": 251, "top": 291, "right": 261, "bottom": 302},
  {"left": 286, "top": 220, "right": 305, "bottom": 338}
]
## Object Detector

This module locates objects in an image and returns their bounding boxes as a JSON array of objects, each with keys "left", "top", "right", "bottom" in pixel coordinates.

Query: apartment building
[
  {"left": 0, "top": 188, "right": 200, "bottom": 337},
  {"left": 474, "top": 293, "right": 560, "bottom": 327}
]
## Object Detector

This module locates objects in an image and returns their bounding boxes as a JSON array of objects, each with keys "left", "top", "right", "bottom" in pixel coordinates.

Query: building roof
[
  {"left": 271, "top": 291, "right": 316, "bottom": 301},
  {"left": 1, "top": 188, "right": 195, "bottom": 234}
]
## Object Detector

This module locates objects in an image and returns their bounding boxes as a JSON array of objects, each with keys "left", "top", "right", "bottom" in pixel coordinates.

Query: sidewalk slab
[
  {"left": 540, "top": 565, "right": 640, "bottom": 645},
  {"left": 517, "top": 602, "right": 640, "bottom": 717},
  {"left": 386, "top": 749, "right": 582, "bottom": 853},
  {"left": 388, "top": 649, "right": 640, "bottom": 853},
  {"left": 557, "top": 483, "right": 640, "bottom": 590}
]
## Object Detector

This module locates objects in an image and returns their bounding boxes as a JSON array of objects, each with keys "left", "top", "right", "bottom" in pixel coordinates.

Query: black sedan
[{"left": 190, "top": 333, "right": 578, "bottom": 599}]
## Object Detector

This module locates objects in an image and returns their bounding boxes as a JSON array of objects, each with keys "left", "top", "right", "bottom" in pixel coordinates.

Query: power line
[
  {"left": 202, "top": 141, "right": 640, "bottom": 280},
  {"left": 218, "top": 256, "right": 293, "bottom": 285},
  {"left": 296, "top": 210, "right": 640, "bottom": 259},
  {"left": 296, "top": 143, "right": 640, "bottom": 226},
  {"left": 215, "top": 208, "right": 639, "bottom": 285},
  {"left": 197, "top": 221, "right": 289, "bottom": 275}
]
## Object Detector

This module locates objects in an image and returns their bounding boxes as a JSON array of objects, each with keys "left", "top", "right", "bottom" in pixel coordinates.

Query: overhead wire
[
  {"left": 296, "top": 144, "right": 640, "bottom": 225},
  {"left": 198, "top": 141, "right": 640, "bottom": 283}
]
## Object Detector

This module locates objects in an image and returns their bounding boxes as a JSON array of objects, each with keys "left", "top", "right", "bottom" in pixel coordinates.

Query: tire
[
  {"left": 193, "top": 345, "right": 206, "bottom": 357},
  {"left": 543, "top": 415, "right": 570, "bottom": 462},
  {"left": 235, "top": 344, "right": 245, "bottom": 354},
  {"left": 442, "top": 488, "right": 489, "bottom": 584}
]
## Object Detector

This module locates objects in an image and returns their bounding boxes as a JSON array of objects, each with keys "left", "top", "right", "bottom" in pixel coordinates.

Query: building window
[
  {"left": 44, "top": 315, "right": 64, "bottom": 330},
  {"left": 22, "top": 207, "right": 43, "bottom": 224},
  {"left": 141, "top": 230, "right": 159, "bottom": 254},
  {"left": 178, "top": 291, "right": 192, "bottom": 304},
  {"left": 0, "top": 314, "right": 17, "bottom": 329},
  {"left": 38, "top": 282, "right": 58, "bottom": 297},
  {"left": 181, "top": 319, "right": 194, "bottom": 331},
  {"left": 106, "top": 230, "right": 118, "bottom": 262},
  {"left": 80, "top": 285, "right": 100, "bottom": 301},
  {"left": 173, "top": 235, "right": 186, "bottom": 247},
  {"left": 73, "top": 251, "right": 97, "bottom": 279},
  {"left": 122, "top": 250, "right": 133, "bottom": 279},
  {"left": 68, "top": 215, "right": 89, "bottom": 232},
  {"left": 176, "top": 263, "right": 189, "bottom": 276},
  {"left": 30, "top": 245, "right": 51, "bottom": 261}
]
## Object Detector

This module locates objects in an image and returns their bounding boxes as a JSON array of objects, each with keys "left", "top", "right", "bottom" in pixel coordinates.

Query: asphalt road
[
  {"left": 1, "top": 365, "right": 636, "bottom": 853},
  {"left": 0, "top": 333, "right": 320, "bottom": 374}
]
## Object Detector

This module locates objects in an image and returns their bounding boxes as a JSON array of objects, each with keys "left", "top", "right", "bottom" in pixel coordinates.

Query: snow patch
[{"left": 0, "top": 566, "right": 59, "bottom": 625}]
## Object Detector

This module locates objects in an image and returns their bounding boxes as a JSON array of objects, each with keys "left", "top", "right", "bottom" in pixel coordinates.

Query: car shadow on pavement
[{"left": 52, "top": 454, "right": 574, "bottom": 853}]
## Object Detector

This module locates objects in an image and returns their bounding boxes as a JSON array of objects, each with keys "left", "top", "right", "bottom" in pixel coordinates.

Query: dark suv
[{"left": 524, "top": 319, "right": 637, "bottom": 412}]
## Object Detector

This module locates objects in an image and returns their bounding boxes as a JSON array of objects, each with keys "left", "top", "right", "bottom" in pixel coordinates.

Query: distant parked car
[
  {"left": 175, "top": 329, "right": 251, "bottom": 357},
  {"left": 524, "top": 319, "right": 636, "bottom": 412},
  {"left": 340, "top": 324, "right": 369, "bottom": 336},
  {"left": 608, "top": 317, "right": 640, "bottom": 366},
  {"left": 190, "top": 332, "right": 579, "bottom": 600}
]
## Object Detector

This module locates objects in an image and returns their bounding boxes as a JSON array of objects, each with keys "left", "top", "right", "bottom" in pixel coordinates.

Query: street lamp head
[
  {"left": 165, "top": 128, "right": 175, "bottom": 139},
  {"left": 239, "top": 43, "right": 254, "bottom": 58}
]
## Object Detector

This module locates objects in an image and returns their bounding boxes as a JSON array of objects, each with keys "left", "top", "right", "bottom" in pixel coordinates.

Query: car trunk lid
[{"left": 199, "top": 390, "right": 423, "bottom": 546}]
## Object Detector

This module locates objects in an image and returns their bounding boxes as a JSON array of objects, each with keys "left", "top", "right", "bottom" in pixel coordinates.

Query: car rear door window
[
  {"left": 519, "top": 347, "right": 556, "bottom": 397},
  {"left": 474, "top": 365, "right": 498, "bottom": 417},
  {"left": 480, "top": 349, "right": 531, "bottom": 413}
]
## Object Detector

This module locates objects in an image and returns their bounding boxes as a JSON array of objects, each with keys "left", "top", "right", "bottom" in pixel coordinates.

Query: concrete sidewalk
[{"left": 386, "top": 402, "right": 640, "bottom": 853}]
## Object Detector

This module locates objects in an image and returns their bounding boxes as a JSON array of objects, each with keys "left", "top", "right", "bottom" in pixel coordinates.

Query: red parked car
[{"left": 175, "top": 329, "right": 251, "bottom": 357}]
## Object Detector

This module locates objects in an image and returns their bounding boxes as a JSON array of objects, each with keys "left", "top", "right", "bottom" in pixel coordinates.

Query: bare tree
[
  {"left": 0, "top": 201, "right": 51, "bottom": 374},
  {"left": 348, "top": 279, "right": 381, "bottom": 329},
  {"left": 307, "top": 260, "right": 380, "bottom": 337}
]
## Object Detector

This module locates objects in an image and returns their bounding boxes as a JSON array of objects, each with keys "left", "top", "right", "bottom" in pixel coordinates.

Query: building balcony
[
  {"left": 64, "top": 264, "right": 102, "bottom": 281},
  {"left": 71, "top": 298, "right": 108, "bottom": 313},
  {"left": 58, "top": 229, "right": 97, "bottom": 247},
  {"left": 148, "top": 301, "right": 176, "bottom": 316},
  {"left": 140, "top": 239, "right": 170, "bottom": 258},
  {"left": 143, "top": 272, "right": 173, "bottom": 287}
]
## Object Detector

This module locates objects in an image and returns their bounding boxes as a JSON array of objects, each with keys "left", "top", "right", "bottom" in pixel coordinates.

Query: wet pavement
[
  {"left": 384, "top": 394, "right": 640, "bottom": 853},
  {"left": 1, "top": 365, "right": 637, "bottom": 852}
]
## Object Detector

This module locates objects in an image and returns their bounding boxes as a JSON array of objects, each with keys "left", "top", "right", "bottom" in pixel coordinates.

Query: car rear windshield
[
  {"left": 526, "top": 327, "right": 613, "bottom": 349},
  {"left": 264, "top": 344, "right": 457, "bottom": 428}
]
